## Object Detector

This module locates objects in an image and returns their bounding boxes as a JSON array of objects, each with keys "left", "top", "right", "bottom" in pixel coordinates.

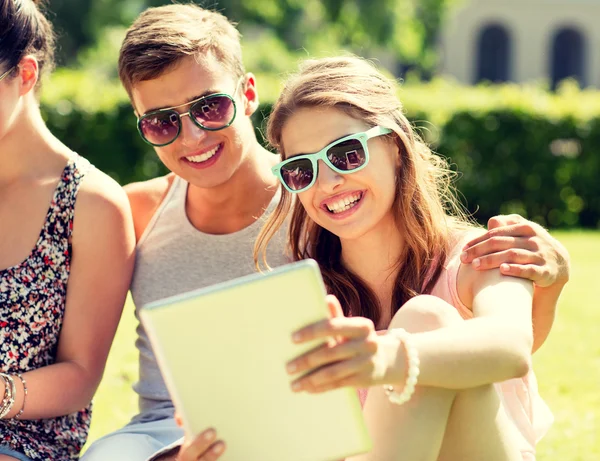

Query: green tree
[
  {"left": 47, "top": 0, "right": 460, "bottom": 77},
  {"left": 47, "top": 0, "right": 143, "bottom": 64}
]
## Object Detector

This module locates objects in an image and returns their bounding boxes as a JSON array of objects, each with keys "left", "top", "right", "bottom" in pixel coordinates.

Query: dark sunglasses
[
  {"left": 136, "top": 80, "right": 243, "bottom": 147},
  {"left": 272, "top": 126, "right": 392, "bottom": 193}
]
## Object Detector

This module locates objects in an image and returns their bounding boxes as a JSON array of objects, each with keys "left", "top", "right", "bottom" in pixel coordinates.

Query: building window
[
  {"left": 551, "top": 28, "right": 586, "bottom": 89},
  {"left": 475, "top": 24, "right": 511, "bottom": 83}
]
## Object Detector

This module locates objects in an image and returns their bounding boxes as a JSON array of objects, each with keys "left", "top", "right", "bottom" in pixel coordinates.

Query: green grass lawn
[{"left": 84, "top": 231, "right": 600, "bottom": 459}]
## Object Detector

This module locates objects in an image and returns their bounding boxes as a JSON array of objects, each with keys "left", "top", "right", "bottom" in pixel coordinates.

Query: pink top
[{"left": 358, "top": 231, "right": 553, "bottom": 460}]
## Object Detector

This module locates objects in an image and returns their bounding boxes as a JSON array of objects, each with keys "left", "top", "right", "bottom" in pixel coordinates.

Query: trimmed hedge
[
  {"left": 43, "top": 103, "right": 169, "bottom": 184},
  {"left": 434, "top": 111, "right": 592, "bottom": 228},
  {"left": 40, "top": 79, "right": 599, "bottom": 228}
]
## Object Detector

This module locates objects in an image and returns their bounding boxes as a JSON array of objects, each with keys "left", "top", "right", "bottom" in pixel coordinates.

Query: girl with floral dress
[{"left": 0, "top": 1, "right": 135, "bottom": 460}]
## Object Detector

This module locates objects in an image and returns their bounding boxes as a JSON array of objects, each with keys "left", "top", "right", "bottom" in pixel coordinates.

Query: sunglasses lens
[
  {"left": 139, "top": 111, "right": 180, "bottom": 146},
  {"left": 279, "top": 158, "right": 314, "bottom": 192},
  {"left": 327, "top": 139, "right": 366, "bottom": 171},
  {"left": 191, "top": 95, "right": 236, "bottom": 130}
]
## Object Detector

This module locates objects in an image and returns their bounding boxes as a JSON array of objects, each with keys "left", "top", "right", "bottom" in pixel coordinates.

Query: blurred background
[
  {"left": 41, "top": 0, "right": 600, "bottom": 229},
  {"left": 36, "top": 1, "right": 598, "bottom": 459}
]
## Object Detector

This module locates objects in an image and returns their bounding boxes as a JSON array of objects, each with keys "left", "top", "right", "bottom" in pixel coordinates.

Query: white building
[{"left": 439, "top": 0, "right": 599, "bottom": 88}]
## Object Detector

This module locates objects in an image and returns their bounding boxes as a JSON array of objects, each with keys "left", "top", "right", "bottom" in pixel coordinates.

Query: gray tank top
[{"left": 130, "top": 176, "right": 289, "bottom": 421}]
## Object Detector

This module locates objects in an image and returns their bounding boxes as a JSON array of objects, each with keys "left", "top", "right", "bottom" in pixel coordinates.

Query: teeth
[
  {"left": 186, "top": 145, "right": 219, "bottom": 163},
  {"left": 326, "top": 193, "right": 362, "bottom": 213}
]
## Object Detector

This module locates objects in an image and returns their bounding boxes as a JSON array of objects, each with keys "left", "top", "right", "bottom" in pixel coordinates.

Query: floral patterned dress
[{"left": 0, "top": 157, "right": 93, "bottom": 460}]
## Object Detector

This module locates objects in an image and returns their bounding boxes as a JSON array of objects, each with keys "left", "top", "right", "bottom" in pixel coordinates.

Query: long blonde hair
[{"left": 255, "top": 56, "right": 473, "bottom": 325}]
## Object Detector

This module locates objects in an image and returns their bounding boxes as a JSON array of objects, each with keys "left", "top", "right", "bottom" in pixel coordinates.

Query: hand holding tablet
[{"left": 140, "top": 260, "right": 372, "bottom": 461}]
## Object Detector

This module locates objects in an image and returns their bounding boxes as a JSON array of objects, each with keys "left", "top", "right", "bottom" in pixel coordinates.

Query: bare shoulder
[
  {"left": 72, "top": 167, "right": 135, "bottom": 243},
  {"left": 457, "top": 260, "right": 533, "bottom": 312},
  {"left": 124, "top": 174, "right": 176, "bottom": 242}
]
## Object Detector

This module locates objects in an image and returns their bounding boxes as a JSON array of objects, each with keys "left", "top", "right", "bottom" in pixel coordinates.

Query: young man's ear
[
  {"left": 17, "top": 56, "right": 39, "bottom": 96},
  {"left": 242, "top": 73, "right": 259, "bottom": 117}
]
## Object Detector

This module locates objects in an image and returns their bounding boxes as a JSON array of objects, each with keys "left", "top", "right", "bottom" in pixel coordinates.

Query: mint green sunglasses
[{"left": 272, "top": 126, "right": 392, "bottom": 193}]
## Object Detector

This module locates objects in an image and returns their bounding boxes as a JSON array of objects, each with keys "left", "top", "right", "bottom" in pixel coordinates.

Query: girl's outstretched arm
[
  {"left": 288, "top": 269, "right": 534, "bottom": 392},
  {"left": 399, "top": 267, "right": 534, "bottom": 389}
]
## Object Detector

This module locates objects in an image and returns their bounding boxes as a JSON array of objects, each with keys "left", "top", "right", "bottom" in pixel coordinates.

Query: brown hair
[
  {"left": 118, "top": 3, "right": 245, "bottom": 98},
  {"left": 255, "top": 56, "right": 474, "bottom": 326},
  {"left": 0, "top": 0, "right": 56, "bottom": 82}
]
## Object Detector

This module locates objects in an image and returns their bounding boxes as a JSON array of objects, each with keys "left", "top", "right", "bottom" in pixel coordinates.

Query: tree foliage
[{"left": 46, "top": 0, "right": 458, "bottom": 76}]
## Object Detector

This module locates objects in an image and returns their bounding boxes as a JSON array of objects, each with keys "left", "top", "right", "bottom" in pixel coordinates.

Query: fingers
[
  {"left": 287, "top": 337, "right": 377, "bottom": 375},
  {"left": 177, "top": 429, "right": 226, "bottom": 461},
  {"left": 461, "top": 236, "right": 536, "bottom": 264},
  {"left": 487, "top": 214, "right": 524, "bottom": 229},
  {"left": 470, "top": 249, "right": 544, "bottom": 270},
  {"left": 291, "top": 355, "right": 373, "bottom": 392},
  {"left": 464, "top": 222, "right": 541, "bottom": 251},
  {"left": 175, "top": 413, "right": 183, "bottom": 428},
  {"left": 489, "top": 222, "right": 538, "bottom": 239},
  {"left": 287, "top": 298, "right": 378, "bottom": 393},
  {"left": 499, "top": 263, "right": 548, "bottom": 286},
  {"left": 462, "top": 224, "right": 541, "bottom": 258},
  {"left": 292, "top": 316, "right": 374, "bottom": 344},
  {"left": 326, "top": 294, "right": 344, "bottom": 318}
]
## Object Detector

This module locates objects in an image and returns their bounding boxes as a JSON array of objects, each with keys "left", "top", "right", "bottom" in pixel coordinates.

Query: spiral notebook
[{"left": 139, "top": 259, "right": 372, "bottom": 461}]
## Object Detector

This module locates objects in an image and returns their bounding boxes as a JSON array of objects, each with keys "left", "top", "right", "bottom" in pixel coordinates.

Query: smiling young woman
[{"left": 255, "top": 56, "right": 558, "bottom": 461}]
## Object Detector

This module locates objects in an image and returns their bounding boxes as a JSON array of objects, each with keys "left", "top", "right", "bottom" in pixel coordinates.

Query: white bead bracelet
[{"left": 383, "top": 328, "right": 420, "bottom": 405}]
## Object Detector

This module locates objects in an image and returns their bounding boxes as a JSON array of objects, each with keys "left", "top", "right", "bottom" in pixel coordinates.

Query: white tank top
[{"left": 130, "top": 176, "right": 289, "bottom": 421}]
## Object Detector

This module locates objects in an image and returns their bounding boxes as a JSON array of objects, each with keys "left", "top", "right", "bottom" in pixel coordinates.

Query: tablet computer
[{"left": 139, "top": 259, "right": 372, "bottom": 461}]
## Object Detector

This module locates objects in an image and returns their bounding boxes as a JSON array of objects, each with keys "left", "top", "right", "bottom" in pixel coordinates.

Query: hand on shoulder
[{"left": 460, "top": 214, "right": 570, "bottom": 288}]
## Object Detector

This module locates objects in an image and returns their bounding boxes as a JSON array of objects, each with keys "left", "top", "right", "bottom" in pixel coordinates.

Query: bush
[
  {"left": 436, "top": 111, "right": 590, "bottom": 228},
  {"left": 41, "top": 73, "right": 600, "bottom": 228},
  {"left": 42, "top": 103, "right": 168, "bottom": 185}
]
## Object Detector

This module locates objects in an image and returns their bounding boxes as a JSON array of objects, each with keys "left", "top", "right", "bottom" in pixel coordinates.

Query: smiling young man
[
  {"left": 80, "top": 4, "right": 570, "bottom": 461},
  {"left": 80, "top": 4, "right": 289, "bottom": 461}
]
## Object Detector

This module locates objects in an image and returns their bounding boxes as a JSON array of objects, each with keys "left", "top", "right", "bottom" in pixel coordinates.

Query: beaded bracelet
[
  {"left": 14, "top": 374, "right": 27, "bottom": 419},
  {"left": 383, "top": 328, "right": 420, "bottom": 405}
]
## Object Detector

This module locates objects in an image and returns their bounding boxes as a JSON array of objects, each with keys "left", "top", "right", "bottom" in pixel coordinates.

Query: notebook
[{"left": 139, "top": 259, "right": 372, "bottom": 461}]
